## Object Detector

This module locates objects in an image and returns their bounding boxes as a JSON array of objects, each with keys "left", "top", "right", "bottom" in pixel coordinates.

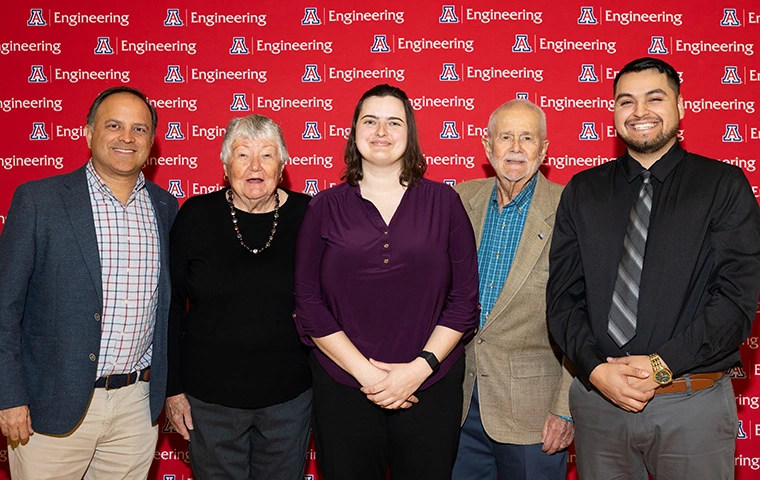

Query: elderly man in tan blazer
[{"left": 452, "top": 99, "right": 574, "bottom": 480}]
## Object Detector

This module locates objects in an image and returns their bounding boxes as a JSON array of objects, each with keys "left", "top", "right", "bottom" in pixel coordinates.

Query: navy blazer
[{"left": 0, "top": 164, "right": 178, "bottom": 435}]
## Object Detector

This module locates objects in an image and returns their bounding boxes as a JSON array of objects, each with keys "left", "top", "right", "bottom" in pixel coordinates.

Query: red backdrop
[{"left": 1, "top": 1, "right": 759, "bottom": 478}]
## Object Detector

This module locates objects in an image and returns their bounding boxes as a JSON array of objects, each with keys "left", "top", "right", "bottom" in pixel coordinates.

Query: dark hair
[
  {"left": 613, "top": 57, "right": 680, "bottom": 96},
  {"left": 342, "top": 84, "right": 426, "bottom": 187},
  {"left": 86, "top": 86, "right": 158, "bottom": 137}
]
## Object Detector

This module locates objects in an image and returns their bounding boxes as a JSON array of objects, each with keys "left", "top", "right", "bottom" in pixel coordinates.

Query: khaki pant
[{"left": 9, "top": 380, "right": 158, "bottom": 480}]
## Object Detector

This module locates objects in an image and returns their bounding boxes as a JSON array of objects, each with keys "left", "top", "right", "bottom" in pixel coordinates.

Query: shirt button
[
  {"left": 292, "top": 313, "right": 297, "bottom": 318},
  {"left": 383, "top": 259, "right": 389, "bottom": 264},
  {"left": 489, "top": 282, "right": 494, "bottom": 287},
  {"left": 477, "top": 338, "right": 484, "bottom": 344},
  {"left": 495, "top": 252, "right": 500, "bottom": 257},
  {"left": 383, "top": 243, "right": 389, "bottom": 249},
  {"left": 94, "top": 313, "right": 101, "bottom": 321},
  {"left": 89, "top": 353, "right": 96, "bottom": 361},
  {"left": 383, "top": 231, "right": 388, "bottom": 235}
]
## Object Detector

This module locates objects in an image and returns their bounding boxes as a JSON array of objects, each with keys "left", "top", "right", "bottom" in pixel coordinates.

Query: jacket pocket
[{"left": 509, "top": 353, "right": 561, "bottom": 431}]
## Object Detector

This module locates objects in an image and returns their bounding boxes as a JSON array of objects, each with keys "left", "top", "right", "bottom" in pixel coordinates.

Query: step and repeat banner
[{"left": 1, "top": 0, "right": 759, "bottom": 478}]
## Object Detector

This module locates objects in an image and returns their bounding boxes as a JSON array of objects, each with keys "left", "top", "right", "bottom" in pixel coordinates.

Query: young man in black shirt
[{"left": 547, "top": 57, "right": 760, "bottom": 479}]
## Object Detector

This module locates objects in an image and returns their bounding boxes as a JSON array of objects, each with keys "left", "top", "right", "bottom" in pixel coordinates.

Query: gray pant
[
  {"left": 186, "top": 389, "right": 312, "bottom": 480},
  {"left": 569, "top": 376, "right": 737, "bottom": 480}
]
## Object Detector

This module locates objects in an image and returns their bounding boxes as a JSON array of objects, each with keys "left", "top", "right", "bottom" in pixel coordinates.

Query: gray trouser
[
  {"left": 569, "top": 376, "right": 737, "bottom": 480},
  {"left": 187, "top": 389, "right": 312, "bottom": 480}
]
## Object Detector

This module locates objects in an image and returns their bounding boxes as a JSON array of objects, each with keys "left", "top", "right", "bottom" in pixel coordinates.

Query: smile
[
  {"left": 630, "top": 122, "right": 658, "bottom": 131},
  {"left": 112, "top": 147, "right": 136, "bottom": 153}
]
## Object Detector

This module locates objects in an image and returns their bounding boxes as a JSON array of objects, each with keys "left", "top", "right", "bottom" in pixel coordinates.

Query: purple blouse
[{"left": 294, "top": 178, "right": 479, "bottom": 390}]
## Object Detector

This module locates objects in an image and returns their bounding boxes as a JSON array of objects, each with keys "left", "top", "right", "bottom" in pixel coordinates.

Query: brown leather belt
[{"left": 654, "top": 372, "right": 724, "bottom": 395}]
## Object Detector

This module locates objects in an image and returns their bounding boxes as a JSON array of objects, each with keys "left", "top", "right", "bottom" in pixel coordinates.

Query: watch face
[{"left": 655, "top": 370, "right": 672, "bottom": 385}]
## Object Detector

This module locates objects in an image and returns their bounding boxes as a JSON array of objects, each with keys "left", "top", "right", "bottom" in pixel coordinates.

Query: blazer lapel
[
  {"left": 145, "top": 182, "right": 171, "bottom": 268},
  {"left": 467, "top": 178, "right": 497, "bottom": 250},
  {"left": 61, "top": 166, "right": 103, "bottom": 301},
  {"left": 481, "top": 173, "right": 553, "bottom": 332}
]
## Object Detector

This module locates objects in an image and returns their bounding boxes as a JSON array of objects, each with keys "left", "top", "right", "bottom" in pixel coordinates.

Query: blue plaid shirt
[{"left": 477, "top": 176, "right": 537, "bottom": 328}]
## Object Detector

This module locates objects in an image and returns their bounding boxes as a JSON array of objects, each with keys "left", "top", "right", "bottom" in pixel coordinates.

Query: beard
[{"left": 619, "top": 122, "right": 679, "bottom": 155}]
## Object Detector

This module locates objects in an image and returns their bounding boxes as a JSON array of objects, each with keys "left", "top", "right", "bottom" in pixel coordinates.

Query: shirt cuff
[{"left": 553, "top": 413, "right": 574, "bottom": 423}]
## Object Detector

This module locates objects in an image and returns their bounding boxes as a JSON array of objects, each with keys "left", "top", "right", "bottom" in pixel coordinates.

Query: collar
[
  {"left": 491, "top": 174, "right": 537, "bottom": 211},
  {"left": 619, "top": 142, "right": 687, "bottom": 183},
  {"left": 86, "top": 159, "right": 146, "bottom": 201}
]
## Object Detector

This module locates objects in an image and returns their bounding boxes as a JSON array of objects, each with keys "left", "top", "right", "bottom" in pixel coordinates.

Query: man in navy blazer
[{"left": 0, "top": 86, "right": 178, "bottom": 478}]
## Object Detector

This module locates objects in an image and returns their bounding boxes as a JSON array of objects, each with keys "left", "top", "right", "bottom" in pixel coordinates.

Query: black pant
[{"left": 309, "top": 353, "right": 465, "bottom": 480}]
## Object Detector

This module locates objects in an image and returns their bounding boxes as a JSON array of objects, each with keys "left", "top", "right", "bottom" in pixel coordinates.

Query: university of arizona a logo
[
  {"left": 27, "top": 9, "right": 46, "bottom": 26},
  {"left": 648, "top": 36, "right": 668, "bottom": 55},
  {"left": 165, "top": 122, "right": 185, "bottom": 140},
  {"left": 164, "top": 65, "right": 184, "bottom": 83},
  {"left": 302, "top": 64, "right": 321, "bottom": 82},
  {"left": 443, "top": 179, "right": 456, "bottom": 187},
  {"left": 230, "top": 93, "right": 250, "bottom": 111},
  {"left": 737, "top": 420, "right": 747, "bottom": 439},
  {"left": 516, "top": 92, "right": 529, "bottom": 100},
  {"left": 167, "top": 180, "right": 186, "bottom": 198},
  {"left": 439, "top": 121, "right": 460, "bottom": 139},
  {"left": 578, "top": 64, "right": 599, "bottom": 82},
  {"left": 94, "top": 37, "right": 114, "bottom": 55},
  {"left": 302, "top": 122, "right": 322, "bottom": 140},
  {"left": 720, "top": 8, "right": 741, "bottom": 27},
  {"left": 722, "top": 66, "right": 742, "bottom": 84},
  {"left": 230, "top": 37, "right": 249, "bottom": 55},
  {"left": 579, "top": 122, "right": 599, "bottom": 140},
  {"left": 439, "top": 6, "right": 459, "bottom": 23},
  {"left": 162, "top": 418, "right": 178, "bottom": 433},
  {"left": 727, "top": 366, "right": 747, "bottom": 378},
  {"left": 512, "top": 34, "right": 532, "bottom": 53},
  {"left": 164, "top": 9, "right": 183, "bottom": 26},
  {"left": 722, "top": 124, "right": 742, "bottom": 142},
  {"left": 303, "top": 180, "right": 319, "bottom": 196},
  {"left": 439, "top": 63, "right": 459, "bottom": 81},
  {"left": 29, "top": 122, "right": 49, "bottom": 140},
  {"left": 28, "top": 65, "right": 48, "bottom": 83},
  {"left": 578, "top": 7, "right": 597, "bottom": 25},
  {"left": 371, "top": 35, "right": 391, "bottom": 53},
  {"left": 302, "top": 8, "right": 321, "bottom": 25}
]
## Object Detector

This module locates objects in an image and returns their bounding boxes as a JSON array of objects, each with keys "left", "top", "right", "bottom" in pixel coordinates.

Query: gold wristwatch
[{"left": 649, "top": 353, "right": 673, "bottom": 385}]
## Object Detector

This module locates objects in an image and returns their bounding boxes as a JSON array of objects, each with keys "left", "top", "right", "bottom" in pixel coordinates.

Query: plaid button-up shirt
[
  {"left": 477, "top": 175, "right": 536, "bottom": 328},
  {"left": 86, "top": 161, "right": 160, "bottom": 378}
]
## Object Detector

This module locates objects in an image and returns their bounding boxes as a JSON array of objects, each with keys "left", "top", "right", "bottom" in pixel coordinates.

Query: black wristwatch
[{"left": 418, "top": 351, "right": 440, "bottom": 373}]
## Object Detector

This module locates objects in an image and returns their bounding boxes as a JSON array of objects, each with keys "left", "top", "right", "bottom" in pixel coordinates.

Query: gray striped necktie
[{"left": 608, "top": 170, "right": 653, "bottom": 347}]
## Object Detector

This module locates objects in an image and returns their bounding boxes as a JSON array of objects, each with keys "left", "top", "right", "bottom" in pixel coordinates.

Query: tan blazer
[{"left": 454, "top": 172, "right": 573, "bottom": 445}]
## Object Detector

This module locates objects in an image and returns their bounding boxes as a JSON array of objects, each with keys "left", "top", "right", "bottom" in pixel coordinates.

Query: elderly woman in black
[{"left": 165, "top": 114, "right": 312, "bottom": 479}]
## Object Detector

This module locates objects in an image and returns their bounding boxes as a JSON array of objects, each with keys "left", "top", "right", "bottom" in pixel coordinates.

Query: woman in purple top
[{"left": 294, "top": 84, "right": 479, "bottom": 480}]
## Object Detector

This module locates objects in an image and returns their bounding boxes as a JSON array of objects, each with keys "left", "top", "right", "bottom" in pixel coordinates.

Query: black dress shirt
[{"left": 547, "top": 142, "right": 760, "bottom": 384}]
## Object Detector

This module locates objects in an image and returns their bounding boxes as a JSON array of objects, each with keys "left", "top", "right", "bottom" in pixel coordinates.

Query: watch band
[
  {"left": 649, "top": 353, "right": 664, "bottom": 370},
  {"left": 418, "top": 350, "right": 440, "bottom": 373}
]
